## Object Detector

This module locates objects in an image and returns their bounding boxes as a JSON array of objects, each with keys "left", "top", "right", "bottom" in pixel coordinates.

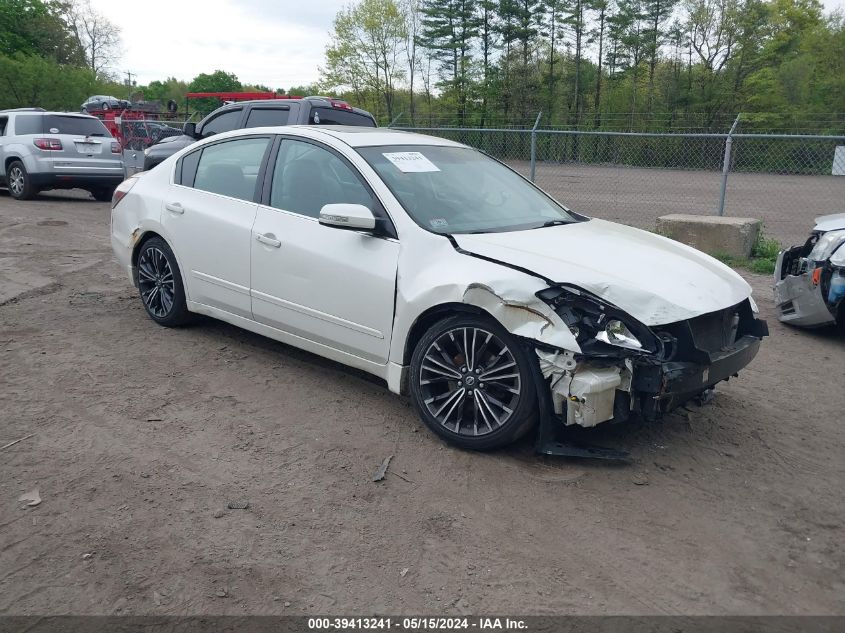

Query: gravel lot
[
  {"left": 1, "top": 190, "right": 844, "bottom": 616},
  {"left": 516, "top": 163, "right": 845, "bottom": 246}
]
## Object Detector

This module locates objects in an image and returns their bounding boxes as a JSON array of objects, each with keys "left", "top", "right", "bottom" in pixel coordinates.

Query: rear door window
[
  {"left": 177, "top": 149, "right": 202, "bottom": 186},
  {"left": 192, "top": 137, "right": 270, "bottom": 202},
  {"left": 245, "top": 107, "right": 290, "bottom": 128},
  {"left": 309, "top": 107, "right": 375, "bottom": 127},
  {"left": 42, "top": 115, "right": 109, "bottom": 136}
]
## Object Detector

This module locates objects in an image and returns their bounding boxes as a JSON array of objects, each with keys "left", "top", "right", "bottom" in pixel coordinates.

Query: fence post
[
  {"left": 717, "top": 114, "right": 741, "bottom": 216},
  {"left": 530, "top": 112, "right": 542, "bottom": 182}
]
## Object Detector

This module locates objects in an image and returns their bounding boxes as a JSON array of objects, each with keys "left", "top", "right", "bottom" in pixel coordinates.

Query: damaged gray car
[{"left": 774, "top": 214, "right": 845, "bottom": 328}]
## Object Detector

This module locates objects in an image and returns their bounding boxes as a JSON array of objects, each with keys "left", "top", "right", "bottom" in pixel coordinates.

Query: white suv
[{"left": 0, "top": 108, "right": 124, "bottom": 201}]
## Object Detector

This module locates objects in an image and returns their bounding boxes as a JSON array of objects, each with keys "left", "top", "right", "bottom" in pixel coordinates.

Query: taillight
[
  {"left": 112, "top": 176, "right": 139, "bottom": 209},
  {"left": 111, "top": 141, "right": 121, "bottom": 153},
  {"left": 330, "top": 100, "right": 352, "bottom": 111},
  {"left": 34, "top": 138, "right": 63, "bottom": 150}
]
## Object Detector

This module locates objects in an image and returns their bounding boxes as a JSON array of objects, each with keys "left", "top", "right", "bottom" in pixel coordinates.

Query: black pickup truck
[{"left": 140, "top": 96, "right": 376, "bottom": 171}]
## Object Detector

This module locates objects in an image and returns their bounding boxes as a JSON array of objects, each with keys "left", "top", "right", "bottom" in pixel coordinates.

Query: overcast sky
[{"left": 91, "top": 0, "right": 845, "bottom": 90}]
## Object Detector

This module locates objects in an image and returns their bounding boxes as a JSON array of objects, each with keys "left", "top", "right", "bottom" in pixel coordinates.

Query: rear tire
[
  {"left": 409, "top": 314, "right": 538, "bottom": 451},
  {"left": 91, "top": 187, "right": 115, "bottom": 202},
  {"left": 135, "top": 237, "right": 192, "bottom": 327},
  {"left": 7, "top": 161, "right": 36, "bottom": 200}
]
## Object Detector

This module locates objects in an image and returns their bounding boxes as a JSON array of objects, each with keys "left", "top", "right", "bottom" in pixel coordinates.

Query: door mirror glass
[
  {"left": 182, "top": 122, "right": 196, "bottom": 138},
  {"left": 319, "top": 203, "right": 376, "bottom": 231}
]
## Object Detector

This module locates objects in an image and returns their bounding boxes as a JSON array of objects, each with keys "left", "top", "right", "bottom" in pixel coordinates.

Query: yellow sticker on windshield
[{"left": 383, "top": 151, "right": 440, "bottom": 173}]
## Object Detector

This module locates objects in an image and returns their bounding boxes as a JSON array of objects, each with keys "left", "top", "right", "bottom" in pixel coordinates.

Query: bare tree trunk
[
  {"left": 647, "top": 0, "right": 660, "bottom": 113},
  {"left": 593, "top": 6, "right": 606, "bottom": 129},
  {"left": 570, "top": 0, "right": 583, "bottom": 125}
]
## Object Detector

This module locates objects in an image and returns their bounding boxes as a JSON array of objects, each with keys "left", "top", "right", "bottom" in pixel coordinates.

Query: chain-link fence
[
  {"left": 118, "top": 118, "right": 187, "bottom": 151},
  {"left": 117, "top": 118, "right": 190, "bottom": 176},
  {"left": 392, "top": 123, "right": 845, "bottom": 246}
]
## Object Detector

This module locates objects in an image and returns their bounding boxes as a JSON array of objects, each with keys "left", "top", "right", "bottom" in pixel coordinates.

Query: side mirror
[
  {"left": 319, "top": 203, "right": 376, "bottom": 231},
  {"left": 182, "top": 122, "right": 197, "bottom": 139}
]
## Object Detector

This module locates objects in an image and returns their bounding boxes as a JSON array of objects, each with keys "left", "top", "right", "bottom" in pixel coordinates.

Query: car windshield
[{"left": 357, "top": 145, "right": 579, "bottom": 234}]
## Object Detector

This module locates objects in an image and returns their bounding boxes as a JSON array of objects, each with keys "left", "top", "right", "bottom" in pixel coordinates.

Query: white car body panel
[
  {"left": 162, "top": 185, "right": 257, "bottom": 319},
  {"left": 454, "top": 219, "right": 751, "bottom": 326},
  {"left": 251, "top": 204, "right": 399, "bottom": 363}
]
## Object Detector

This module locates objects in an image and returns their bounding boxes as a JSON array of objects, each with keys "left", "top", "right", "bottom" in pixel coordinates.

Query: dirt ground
[{"left": 1, "top": 190, "right": 844, "bottom": 616}]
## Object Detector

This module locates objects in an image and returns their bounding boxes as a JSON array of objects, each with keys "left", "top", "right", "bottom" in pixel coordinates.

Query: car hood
[
  {"left": 149, "top": 135, "right": 194, "bottom": 152},
  {"left": 813, "top": 213, "right": 845, "bottom": 233},
  {"left": 453, "top": 219, "right": 752, "bottom": 326}
]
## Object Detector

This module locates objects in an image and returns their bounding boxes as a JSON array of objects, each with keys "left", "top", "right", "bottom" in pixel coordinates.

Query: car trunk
[{"left": 41, "top": 115, "right": 123, "bottom": 175}]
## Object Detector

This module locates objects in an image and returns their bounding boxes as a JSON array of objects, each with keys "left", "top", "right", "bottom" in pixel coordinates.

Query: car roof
[
  {"left": 284, "top": 125, "right": 465, "bottom": 148},
  {"left": 6, "top": 110, "right": 99, "bottom": 118},
  {"left": 191, "top": 124, "right": 466, "bottom": 150},
  {"left": 207, "top": 97, "right": 375, "bottom": 119}
]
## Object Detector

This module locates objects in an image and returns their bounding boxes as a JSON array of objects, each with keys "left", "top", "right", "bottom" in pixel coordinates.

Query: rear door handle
[
  {"left": 256, "top": 233, "right": 281, "bottom": 248},
  {"left": 165, "top": 202, "right": 184, "bottom": 215}
]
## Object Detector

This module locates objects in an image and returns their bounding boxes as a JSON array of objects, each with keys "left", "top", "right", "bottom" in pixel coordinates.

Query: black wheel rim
[
  {"left": 419, "top": 327, "right": 522, "bottom": 436},
  {"left": 138, "top": 246, "right": 175, "bottom": 318}
]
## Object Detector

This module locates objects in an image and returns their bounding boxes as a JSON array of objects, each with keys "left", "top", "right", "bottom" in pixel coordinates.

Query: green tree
[
  {"left": 589, "top": 0, "right": 610, "bottom": 127},
  {"left": 322, "top": 0, "right": 408, "bottom": 121},
  {"left": 188, "top": 70, "right": 242, "bottom": 115},
  {"left": 419, "top": 0, "right": 480, "bottom": 122},
  {"left": 189, "top": 70, "right": 242, "bottom": 92},
  {"left": 641, "top": 0, "right": 678, "bottom": 111},
  {"left": 0, "top": 0, "right": 83, "bottom": 64}
]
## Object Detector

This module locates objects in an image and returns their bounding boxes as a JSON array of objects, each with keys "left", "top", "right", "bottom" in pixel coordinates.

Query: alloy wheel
[
  {"left": 138, "top": 246, "right": 175, "bottom": 318},
  {"left": 418, "top": 326, "right": 522, "bottom": 436},
  {"left": 9, "top": 167, "right": 24, "bottom": 196}
]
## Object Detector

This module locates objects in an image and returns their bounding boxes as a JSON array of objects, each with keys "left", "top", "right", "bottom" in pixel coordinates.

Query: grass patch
[{"left": 713, "top": 232, "right": 782, "bottom": 275}]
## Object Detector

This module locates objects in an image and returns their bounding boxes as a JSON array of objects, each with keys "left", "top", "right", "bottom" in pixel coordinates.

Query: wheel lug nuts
[
  {"left": 461, "top": 367, "right": 467, "bottom": 373},
  {"left": 479, "top": 383, "right": 485, "bottom": 388},
  {"left": 475, "top": 368, "right": 481, "bottom": 374}
]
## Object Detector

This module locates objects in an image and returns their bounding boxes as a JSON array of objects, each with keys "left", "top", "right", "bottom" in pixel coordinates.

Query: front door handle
[
  {"left": 165, "top": 202, "right": 184, "bottom": 215},
  {"left": 256, "top": 233, "right": 281, "bottom": 248}
]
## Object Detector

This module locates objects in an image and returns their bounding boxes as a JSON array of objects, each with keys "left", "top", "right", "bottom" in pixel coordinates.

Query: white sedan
[{"left": 110, "top": 126, "right": 768, "bottom": 451}]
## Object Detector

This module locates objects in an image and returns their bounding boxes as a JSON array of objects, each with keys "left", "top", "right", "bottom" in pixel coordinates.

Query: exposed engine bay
[{"left": 533, "top": 285, "right": 768, "bottom": 429}]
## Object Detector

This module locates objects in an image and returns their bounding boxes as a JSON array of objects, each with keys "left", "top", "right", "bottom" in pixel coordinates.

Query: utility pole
[{"left": 125, "top": 71, "right": 135, "bottom": 99}]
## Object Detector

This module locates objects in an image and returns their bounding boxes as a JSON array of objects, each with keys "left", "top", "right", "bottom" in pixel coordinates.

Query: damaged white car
[
  {"left": 110, "top": 126, "right": 768, "bottom": 452},
  {"left": 774, "top": 213, "right": 845, "bottom": 328}
]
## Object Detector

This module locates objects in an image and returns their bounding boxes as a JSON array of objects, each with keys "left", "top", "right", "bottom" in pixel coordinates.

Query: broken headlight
[
  {"left": 536, "top": 285, "right": 659, "bottom": 356},
  {"left": 809, "top": 229, "right": 845, "bottom": 262},
  {"left": 596, "top": 319, "right": 643, "bottom": 350}
]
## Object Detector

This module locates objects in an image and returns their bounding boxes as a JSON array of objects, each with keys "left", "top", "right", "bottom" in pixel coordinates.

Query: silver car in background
[
  {"left": 774, "top": 213, "right": 845, "bottom": 327},
  {"left": 0, "top": 108, "right": 124, "bottom": 201}
]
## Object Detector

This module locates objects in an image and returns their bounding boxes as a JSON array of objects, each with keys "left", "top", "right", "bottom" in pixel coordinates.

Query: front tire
[
  {"left": 409, "top": 314, "right": 538, "bottom": 451},
  {"left": 7, "top": 161, "right": 36, "bottom": 200},
  {"left": 135, "top": 237, "right": 191, "bottom": 327}
]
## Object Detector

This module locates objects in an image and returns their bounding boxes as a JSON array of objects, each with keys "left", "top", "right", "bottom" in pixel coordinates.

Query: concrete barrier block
[{"left": 656, "top": 214, "right": 761, "bottom": 259}]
